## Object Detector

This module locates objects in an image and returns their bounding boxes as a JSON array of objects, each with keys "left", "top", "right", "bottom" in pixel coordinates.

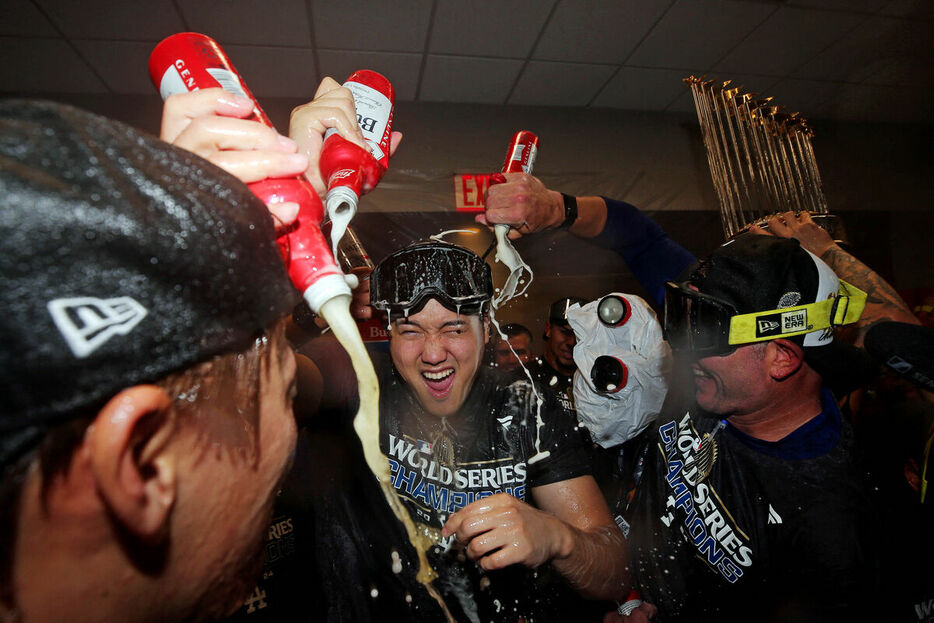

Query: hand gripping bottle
[
  {"left": 148, "top": 32, "right": 350, "bottom": 313},
  {"left": 488, "top": 130, "right": 538, "bottom": 309},
  {"left": 319, "top": 70, "right": 394, "bottom": 258}
]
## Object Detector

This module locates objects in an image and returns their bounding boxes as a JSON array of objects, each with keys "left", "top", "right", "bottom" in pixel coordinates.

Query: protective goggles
[
  {"left": 370, "top": 241, "right": 493, "bottom": 318},
  {"left": 662, "top": 280, "right": 867, "bottom": 357}
]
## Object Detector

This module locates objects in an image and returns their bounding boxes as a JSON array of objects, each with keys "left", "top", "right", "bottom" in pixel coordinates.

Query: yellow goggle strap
[{"left": 728, "top": 280, "right": 867, "bottom": 345}]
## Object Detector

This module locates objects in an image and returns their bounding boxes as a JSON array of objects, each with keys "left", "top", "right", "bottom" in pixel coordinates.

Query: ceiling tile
[
  {"left": 797, "top": 15, "right": 905, "bottom": 83},
  {"left": 35, "top": 0, "right": 185, "bottom": 40},
  {"left": 1, "top": 0, "right": 58, "bottom": 36},
  {"left": 222, "top": 45, "right": 317, "bottom": 98},
  {"left": 878, "top": 0, "right": 934, "bottom": 19},
  {"left": 534, "top": 0, "right": 670, "bottom": 63},
  {"left": 592, "top": 67, "right": 687, "bottom": 109},
  {"left": 715, "top": 6, "right": 862, "bottom": 77},
  {"left": 421, "top": 56, "right": 523, "bottom": 104},
  {"left": 509, "top": 61, "right": 616, "bottom": 107},
  {"left": 430, "top": 0, "right": 552, "bottom": 57},
  {"left": 823, "top": 82, "right": 932, "bottom": 123},
  {"left": 312, "top": 0, "right": 432, "bottom": 53},
  {"left": 179, "top": 0, "right": 312, "bottom": 47},
  {"left": 316, "top": 50, "right": 421, "bottom": 101},
  {"left": 73, "top": 40, "right": 157, "bottom": 95},
  {"left": 0, "top": 37, "right": 107, "bottom": 93},
  {"left": 628, "top": 0, "right": 776, "bottom": 70},
  {"left": 767, "top": 78, "right": 843, "bottom": 118},
  {"left": 785, "top": 0, "right": 888, "bottom": 12},
  {"left": 861, "top": 55, "right": 934, "bottom": 87}
]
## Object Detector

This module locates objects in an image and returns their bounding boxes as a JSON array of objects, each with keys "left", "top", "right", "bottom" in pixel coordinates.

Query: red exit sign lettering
[{"left": 454, "top": 173, "right": 491, "bottom": 212}]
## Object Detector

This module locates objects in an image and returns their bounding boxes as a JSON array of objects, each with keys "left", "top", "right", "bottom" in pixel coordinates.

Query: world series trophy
[{"left": 684, "top": 76, "right": 846, "bottom": 244}]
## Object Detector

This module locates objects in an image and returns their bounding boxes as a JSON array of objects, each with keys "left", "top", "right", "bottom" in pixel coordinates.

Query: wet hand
[
  {"left": 476, "top": 172, "right": 564, "bottom": 240},
  {"left": 160, "top": 88, "right": 307, "bottom": 232},
  {"left": 161, "top": 88, "right": 308, "bottom": 185},
  {"left": 441, "top": 492, "right": 569, "bottom": 570},
  {"left": 290, "top": 77, "right": 402, "bottom": 199},
  {"left": 750, "top": 211, "right": 837, "bottom": 257},
  {"left": 347, "top": 266, "right": 373, "bottom": 320}
]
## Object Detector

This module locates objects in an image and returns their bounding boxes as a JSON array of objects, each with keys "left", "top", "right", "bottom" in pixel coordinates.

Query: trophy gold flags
[{"left": 684, "top": 76, "right": 845, "bottom": 243}]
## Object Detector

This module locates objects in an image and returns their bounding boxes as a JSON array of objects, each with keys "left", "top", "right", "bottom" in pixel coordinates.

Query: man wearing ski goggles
[
  {"left": 298, "top": 239, "right": 630, "bottom": 621},
  {"left": 662, "top": 277, "right": 867, "bottom": 358},
  {"left": 616, "top": 232, "right": 883, "bottom": 621}
]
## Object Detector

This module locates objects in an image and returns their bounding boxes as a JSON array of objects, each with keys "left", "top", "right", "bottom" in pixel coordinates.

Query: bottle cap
[{"left": 302, "top": 273, "right": 352, "bottom": 314}]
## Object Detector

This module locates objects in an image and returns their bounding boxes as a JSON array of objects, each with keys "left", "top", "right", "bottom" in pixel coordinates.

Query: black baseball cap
[
  {"left": 0, "top": 100, "right": 297, "bottom": 467},
  {"left": 548, "top": 297, "right": 587, "bottom": 327},
  {"left": 671, "top": 233, "right": 875, "bottom": 391}
]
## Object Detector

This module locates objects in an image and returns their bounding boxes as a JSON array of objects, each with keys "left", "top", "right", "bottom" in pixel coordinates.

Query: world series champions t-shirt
[
  {"left": 625, "top": 389, "right": 876, "bottom": 622},
  {"left": 376, "top": 351, "right": 593, "bottom": 622},
  {"left": 231, "top": 345, "right": 594, "bottom": 623}
]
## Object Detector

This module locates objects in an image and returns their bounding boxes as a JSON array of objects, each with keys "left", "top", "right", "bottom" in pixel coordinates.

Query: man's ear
[
  {"left": 767, "top": 339, "right": 805, "bottom": 381},
  {"left": 87, "top": 385, "right": 177, "bottom": 544},
  {"left": 543, "top": 322, "right": 552, "bottom": 342},
  {"left": 482, "top": 315, "right": 491, "bottom": 345}
]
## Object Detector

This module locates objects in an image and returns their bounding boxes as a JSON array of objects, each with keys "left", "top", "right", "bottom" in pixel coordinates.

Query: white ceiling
[{"left": 2, "top": 0, "right": 933, "bottom": 123}]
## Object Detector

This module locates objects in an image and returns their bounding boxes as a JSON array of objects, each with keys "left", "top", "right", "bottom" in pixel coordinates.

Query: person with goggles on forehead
[{"left": 293, "top": 240, "right": 630, "bottom": 622}]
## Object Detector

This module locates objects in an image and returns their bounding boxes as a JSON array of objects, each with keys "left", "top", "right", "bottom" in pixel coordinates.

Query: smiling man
[
  {"left": 295, "top": 240, "right": 629, "bottom": 622},
  {"left": 618, "top": 233, "right": 879, "bottom": 622}
]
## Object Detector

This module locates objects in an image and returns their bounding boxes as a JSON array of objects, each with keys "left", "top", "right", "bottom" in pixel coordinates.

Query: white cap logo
[{"left": 48, "top": 297, "right": 148, "bottom": 358}]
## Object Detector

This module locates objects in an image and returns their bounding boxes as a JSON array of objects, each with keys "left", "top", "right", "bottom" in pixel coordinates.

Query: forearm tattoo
[{"left": 820, "top": 245, "right": 915, "bottom": 331}]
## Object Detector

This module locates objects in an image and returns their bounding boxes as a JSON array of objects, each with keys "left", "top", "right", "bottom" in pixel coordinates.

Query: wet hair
[{"left": 0, "top": 321, "right": 286, "bottom": 609}]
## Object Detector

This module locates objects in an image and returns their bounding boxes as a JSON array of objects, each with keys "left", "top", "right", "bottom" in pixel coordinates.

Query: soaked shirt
[
  {"left": 626, "top": 389, "right": 876, "bottom": 621},
  {"left": 527, "top": 357, "right": 575, "bottom": 413},
  {"left": 377, "top": 353, "right": 593, "bottom": 622},
  {"left": 256, "top": 348, "right": 594, "bottom": 623}
]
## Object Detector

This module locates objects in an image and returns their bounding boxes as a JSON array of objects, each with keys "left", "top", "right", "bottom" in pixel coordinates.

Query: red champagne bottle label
[
  {"left": 149, "top": 32, "right": 348, "bottom": 312},
  {"left": 502, "top": 130, "right": 539, "bottom": 174},
  {"left": 318, "top": 69, "right": 395, "bottom": 266},
  {"left": 323, "top": 70, "right": 394, "bottom": 169}
]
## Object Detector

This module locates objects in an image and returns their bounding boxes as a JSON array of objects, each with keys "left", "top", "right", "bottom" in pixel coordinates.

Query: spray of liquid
[
  {"left": 432, "top": 229, "right": 550, "bottom": 463},
  {"left": 318, "top": 295, "right": 456, "bottom": 622}
]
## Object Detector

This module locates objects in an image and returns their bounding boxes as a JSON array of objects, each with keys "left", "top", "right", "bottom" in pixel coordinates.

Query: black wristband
[{"left": 560, "top": 193, "right": 578, "bottom": 229}]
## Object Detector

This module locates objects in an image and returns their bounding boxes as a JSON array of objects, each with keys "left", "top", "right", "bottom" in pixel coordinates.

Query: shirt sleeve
[
  {"left": 592, "top": 196, "right": 697, "bottom": 306},
  {"left": 526, "top": 386, "right": 594, "bottom": 487}
]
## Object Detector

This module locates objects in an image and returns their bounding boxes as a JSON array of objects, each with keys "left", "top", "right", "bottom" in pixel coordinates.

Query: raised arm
[
  {"left": 480, "top": 173, "right": 695, "bottom": 305},
  {"left": 751, "top": 211, "right": 919, "bottom": 345}
]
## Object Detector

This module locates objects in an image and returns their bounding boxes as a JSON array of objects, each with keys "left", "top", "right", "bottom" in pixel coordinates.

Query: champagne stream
[{"left": 318, "top": 296, "right": 455, "bottom": 622}]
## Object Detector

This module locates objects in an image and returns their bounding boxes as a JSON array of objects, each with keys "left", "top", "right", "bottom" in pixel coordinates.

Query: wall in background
[{"left": 34, "top": 92, "right": 934, "bottom": 340}]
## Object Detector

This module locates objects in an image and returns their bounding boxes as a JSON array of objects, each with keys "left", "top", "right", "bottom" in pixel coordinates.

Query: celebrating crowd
[{"left": 1, "top": 73, "right": 931, "bottom": 623}]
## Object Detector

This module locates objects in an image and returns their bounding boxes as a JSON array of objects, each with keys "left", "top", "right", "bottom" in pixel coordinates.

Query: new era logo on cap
[
  {"left": 754, "top": 309, "right": 810, "bottom": 338},
  {"left": 47, "top": 297, "right": 148, "bottom": 358},
  {"left": 757, "top": 319, "right": 780, "bottom": 334}
]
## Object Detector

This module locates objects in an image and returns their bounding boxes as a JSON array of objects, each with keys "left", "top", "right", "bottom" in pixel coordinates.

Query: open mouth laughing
[{"left": 422, "top": 368, "right": 455, "bottom": 398}]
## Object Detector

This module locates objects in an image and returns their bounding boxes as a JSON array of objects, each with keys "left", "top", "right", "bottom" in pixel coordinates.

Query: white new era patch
[{"left": 48, "top": 297, "right": 148, "bottom": 358}]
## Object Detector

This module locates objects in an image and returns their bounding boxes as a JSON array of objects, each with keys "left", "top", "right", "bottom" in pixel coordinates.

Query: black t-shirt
[
  {"left": 527, "top": 357, "right": 575, "bottom": 413},
  {"left": 626, "top": 388, "right": 876, "bottom": 622},
  {"left": 229, "top": 347, "right": 593, "bottom": 623},
  {"left": 376, "top": 352, "right": 593, "bottom": 622}
]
